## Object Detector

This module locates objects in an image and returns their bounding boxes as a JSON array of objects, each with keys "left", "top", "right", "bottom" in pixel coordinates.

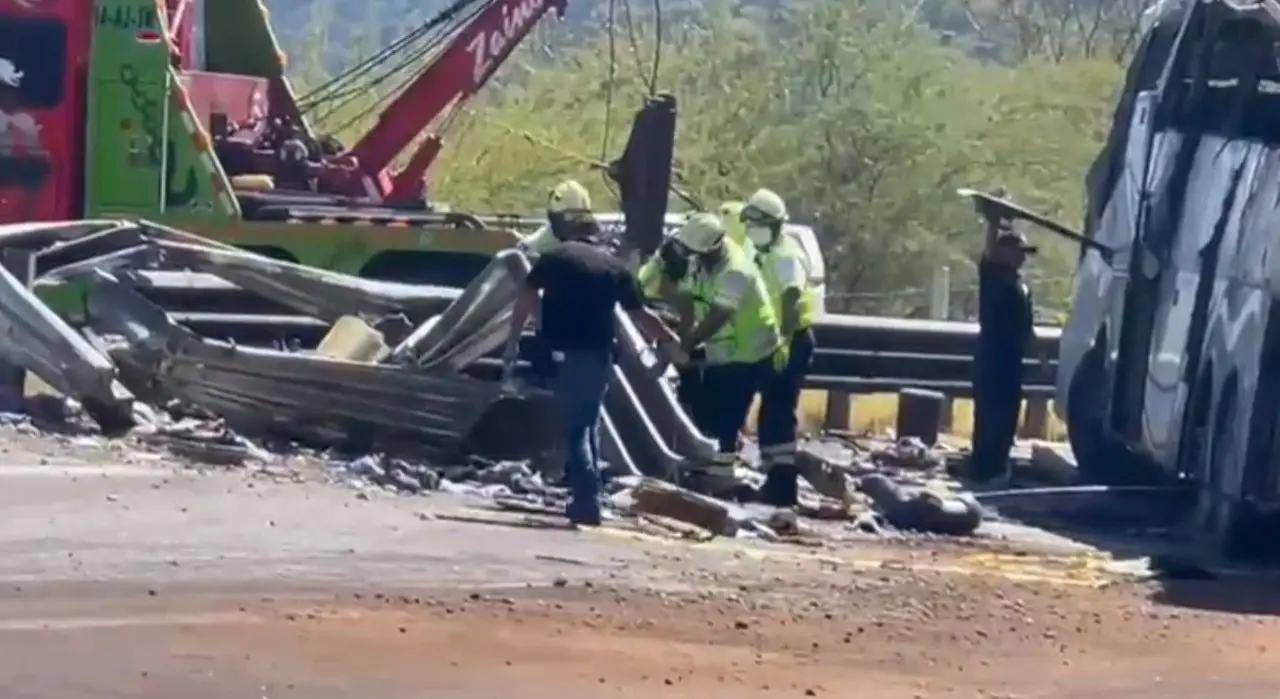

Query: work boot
[
  {"left": 681, "top": 466, "right": 740, "bottom": 500},
  {"left": 565, "top": 498, "right": 603, "bottom": 527},
  {"left": 759, "top": 465, "right": 799, "bottom": 508}
]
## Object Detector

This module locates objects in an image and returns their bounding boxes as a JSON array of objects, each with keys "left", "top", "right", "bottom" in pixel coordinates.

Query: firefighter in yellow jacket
[
  {"left": 665, "top": 212, "right": 784, "bottom": 493},
  {"left": 742, "top": 188, "right": 819, "bottom": 507}
]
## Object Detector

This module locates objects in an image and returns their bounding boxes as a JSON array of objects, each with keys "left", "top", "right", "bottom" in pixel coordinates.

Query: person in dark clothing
[
  {"left": 502, "top": 180, "right": 678, "bottom": 526},
  {"left": 971, "top": 204, "right": 1039, "bottom": 487}
]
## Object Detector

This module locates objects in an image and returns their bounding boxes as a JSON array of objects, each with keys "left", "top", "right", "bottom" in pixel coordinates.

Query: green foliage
[{"left": 291, "top": 0, "right": 1130, "bottom": 317}]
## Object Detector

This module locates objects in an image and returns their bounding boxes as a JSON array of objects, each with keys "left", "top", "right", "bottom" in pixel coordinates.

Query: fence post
[{"left": 928, "top": 266, "right": 955, "bottom": 431}]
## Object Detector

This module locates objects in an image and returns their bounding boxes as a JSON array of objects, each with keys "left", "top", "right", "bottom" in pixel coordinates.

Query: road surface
[{"left": 1, "top": 436, "right": 1279, "bottom": 698}]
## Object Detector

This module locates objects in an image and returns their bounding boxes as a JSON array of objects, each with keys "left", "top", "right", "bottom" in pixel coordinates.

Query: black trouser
[
  {"left": 757, "top": 328, "right": 816, "bottom": 506},
  {"left": 675, "top": 348, "right": 707, "bottom": 417},
  {"left": 758, "top": 328, "right": 815, "bottom": 462},
  {"left": 971, "top": 367, "right": 1023, "bottom": 481},
  {"left": 689, "top": 358, "right": 769, "bottom": 476}
]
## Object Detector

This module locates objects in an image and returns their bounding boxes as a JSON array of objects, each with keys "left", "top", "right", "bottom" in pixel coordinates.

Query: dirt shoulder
[{"left": 3, "top": 556, "right": 1279, "bottom": 698}]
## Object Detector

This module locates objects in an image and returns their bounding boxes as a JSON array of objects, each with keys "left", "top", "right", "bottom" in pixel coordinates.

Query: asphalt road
[{"left": 1, "top": 441, "right": 1279, "bottom": 698}]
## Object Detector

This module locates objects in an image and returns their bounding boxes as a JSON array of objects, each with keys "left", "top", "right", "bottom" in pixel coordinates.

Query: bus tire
[
  {"left": 1174, "top": 366, "right": 1214, "bottom": 479},
  {"left": 1206, "top": 382, "right": 1280, "bottom": 562},
  {"left": 1065, "top": 343, "right": 1162, "bottom": 486}
]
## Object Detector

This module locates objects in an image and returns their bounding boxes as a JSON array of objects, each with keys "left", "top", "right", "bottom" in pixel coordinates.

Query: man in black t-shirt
[
  {"left": 502, "top": 180, "right": 678, "bottom": 526},
  {"left": 971, "top": 201, "right": 1039, "bottom": 487}
]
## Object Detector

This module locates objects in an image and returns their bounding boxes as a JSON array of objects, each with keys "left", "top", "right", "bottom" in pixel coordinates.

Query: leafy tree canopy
[{"left": 286, "top": 0, "right": 1137, "bottom": 317}]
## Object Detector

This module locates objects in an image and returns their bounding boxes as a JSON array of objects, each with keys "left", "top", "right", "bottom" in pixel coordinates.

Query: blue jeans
[{"left": 551, "top": 349, "right": 613, "bottom": 523}]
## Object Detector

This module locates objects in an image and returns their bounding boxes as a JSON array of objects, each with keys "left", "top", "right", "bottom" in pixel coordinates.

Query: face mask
[{"left": 746, "top": 225, "right": 774, "bottom": 248}]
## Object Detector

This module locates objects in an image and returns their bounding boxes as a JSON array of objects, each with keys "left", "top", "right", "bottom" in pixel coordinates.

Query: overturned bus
[{"left": 1057, "top": 0, "right": 1280, "bottom": 557}]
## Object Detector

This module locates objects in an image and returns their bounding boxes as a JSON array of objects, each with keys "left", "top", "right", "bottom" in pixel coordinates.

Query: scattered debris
[
  {"left": 630, "top": 478, "right": 744, "bottom": 537},
  {"left": 0, "top": 220, "right": 555, "bottom": 465},
  {"left": 795, "top": 448, "right": 853, "bottom": 502},
  {"left": 1026, "top": 442, "right": 1081, "bottom": 486},
  {"left": 858, "top": 474, "right": 983, "bottom": 536},
  {"left": 0, "top": 218, "right": 1094, "bottom": 552},
  {"left": 872, "top": 437, "right": 945, "bottom": 472}
]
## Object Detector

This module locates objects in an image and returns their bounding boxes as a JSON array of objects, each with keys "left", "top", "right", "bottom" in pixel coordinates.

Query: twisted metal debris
[{"left": 0, "top": 219, "right": 558, "bottom": 462}]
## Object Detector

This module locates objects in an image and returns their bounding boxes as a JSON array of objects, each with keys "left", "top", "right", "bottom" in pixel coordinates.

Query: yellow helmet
[
  {"left": 547, "top": 179, "right": 592, "bottom": 215},
  {"left": 742, "top": 188, "right": 788, "bottom": 224},
  {"left": 672, "top": 212, "right": 726, "bottom": 253}
]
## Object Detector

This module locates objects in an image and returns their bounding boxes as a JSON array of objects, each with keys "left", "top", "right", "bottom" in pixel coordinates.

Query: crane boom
[{"left": 346, "top": 0, "right": 567, "bottom": 198}]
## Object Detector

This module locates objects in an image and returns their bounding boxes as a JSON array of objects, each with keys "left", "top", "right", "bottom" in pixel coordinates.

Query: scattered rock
[
  {"left": 630, "top": 478, "right": 743, "bottom": 536},
  {"left": 872, "top": 437, "right": 945, "bottom": 472},
  {"left": 795, "top": 448, "right": 853, "bottom": 502},
  {"left": 858, "top": 474, "right": 982, "bottom": 536}
]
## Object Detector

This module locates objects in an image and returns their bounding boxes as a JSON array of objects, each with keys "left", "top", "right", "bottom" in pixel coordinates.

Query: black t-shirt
[
  {"left": 526, "top": 240, "right": 644, "bottom": 353},
  {"left": 977, "top": 258, "right": 1033, "bottom": 376}
]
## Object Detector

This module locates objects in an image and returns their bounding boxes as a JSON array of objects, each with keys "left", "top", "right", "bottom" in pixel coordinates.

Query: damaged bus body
[{"left": 1058, "top": 0, "right": 1280, "bottom": 556}]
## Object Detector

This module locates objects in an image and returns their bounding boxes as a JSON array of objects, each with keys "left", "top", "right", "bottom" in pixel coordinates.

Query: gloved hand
[
  {"left": 772, "top": 344, "right": 790, "bottom": 373},
  {"left": 665, "top": 339, "right": 690, "bottom": 367}
]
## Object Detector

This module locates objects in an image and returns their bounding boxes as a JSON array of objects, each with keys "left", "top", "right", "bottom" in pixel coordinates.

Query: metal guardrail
[
  {"left": 809, "top": 314, "right": 1061, "bottom": 434},
  {"left": 811, "top": 314, "right": 1059, "bottom": 392}
]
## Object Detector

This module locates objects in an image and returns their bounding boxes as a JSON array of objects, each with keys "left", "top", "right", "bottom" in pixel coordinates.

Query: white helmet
[
  {"left": 742, "top": 188, "right": 787, "bottom": 247},
  {"left": 673, "top": 212, "right": 726, "bottom": 253},
  {"left": 742, "top": 188, "right": 788, "bottom": 223},
  {"left": 547, "top": 179, "right": 592, "bottom": 215}
]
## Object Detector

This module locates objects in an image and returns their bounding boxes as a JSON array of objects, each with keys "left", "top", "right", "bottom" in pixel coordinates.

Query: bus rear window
[{"left": 0, "top": 17, "right": 67, "bottom": 109}]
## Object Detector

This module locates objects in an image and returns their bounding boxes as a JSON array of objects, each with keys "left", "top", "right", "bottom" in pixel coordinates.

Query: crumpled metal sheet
[
  {"left": 610, "top": 311, "right": 716, "bottom": 472},
  {"left": 389, "top": 249, "right": 532, "bottom": 370},
  {"left": 0, "top": 219, "right": 696, "bottom": 464},
  {"left": 146, "top": 232, "right": 460, "bottom": 324},
  {"left": 85, "top": 270, "right": 559, "bottom": 458},
  {"left": 0, "top": 222, "right": 137, "bottom": 431}
]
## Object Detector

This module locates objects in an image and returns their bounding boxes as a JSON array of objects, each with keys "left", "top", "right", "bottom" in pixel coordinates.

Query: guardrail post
[
  {"left": 1020, "top": 398, "right": 1049, "bottom": 439},
  {"left": 928, "top": 266, "right": 956, "bottom": 431},
  {"left": 824, "top": 390, "right": 851, "bottom": 432}
]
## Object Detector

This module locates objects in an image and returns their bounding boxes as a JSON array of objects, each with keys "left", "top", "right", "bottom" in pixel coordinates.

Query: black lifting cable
[
  {"left": 298, "top": 22, "right": 438, "bottom": 111},
  {"left": 306, "top": 26, "right": 451, "bottom": 128},
  {"left": 319, "top": 0, "right": 492, "bottom": 137},
  {"left": 598, "top": 0, "right": 620, "bottom": 199},
  {"left": 296, "top": 0, "right": 486, "bottom": 113},
  {"left": 296, "top": 0, "right": 479, "bottom": 109},
  {"left": 299, "top": 20, "right": 455, "bottom": 119},
  {"left": 648, "top": 0, "right": 661, "bottom": 95}
]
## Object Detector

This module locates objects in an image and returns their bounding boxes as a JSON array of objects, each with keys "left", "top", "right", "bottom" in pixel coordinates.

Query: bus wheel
[
  {"left": 1175, "top": 371, "right": 1213, "bottom": 481},
  {"left": 1207, "top": 386, "right": 1280, "bottom": 562},
  {"left": 1066, "top": 344, "right": 1162, "bottom": 486}
]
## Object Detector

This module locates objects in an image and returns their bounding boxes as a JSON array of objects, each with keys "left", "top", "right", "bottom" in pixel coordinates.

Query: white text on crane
[{"left": 468, "top": 0, "right": 545, "bottom": 84}]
